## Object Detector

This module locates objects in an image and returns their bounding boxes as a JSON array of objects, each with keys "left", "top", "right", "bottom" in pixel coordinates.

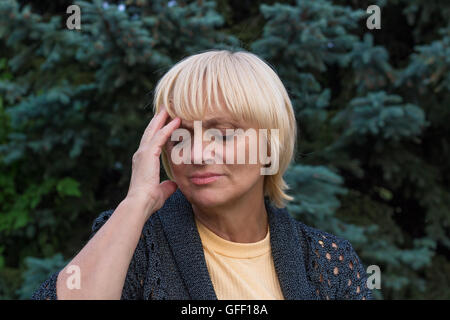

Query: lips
[{"left": 189, "top": 172, "right": 224, "bottom": 185}]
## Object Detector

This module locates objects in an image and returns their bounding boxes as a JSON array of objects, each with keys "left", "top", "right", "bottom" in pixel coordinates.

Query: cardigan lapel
[
  {"left": 265, "top": 198, "right": 317, "bottom": 300},
  {"left": 157, "top": 189, "right": 217, "bottom": 300},
  {"left": 157, "top": 188, "right": 316, "bottom": 300}
]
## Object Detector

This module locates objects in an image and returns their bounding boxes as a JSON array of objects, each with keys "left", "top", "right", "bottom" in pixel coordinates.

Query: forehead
[
  {"left": 180, "top": 116, "right": 240, "bottom": 129},
  {"left": 165, "top": 106, "right": 252, "bottom": 129}
]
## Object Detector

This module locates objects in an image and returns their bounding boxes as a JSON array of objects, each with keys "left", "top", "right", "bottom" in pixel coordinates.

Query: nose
[
  {"left": 191, "top": 135, "right": 202, "bottom": 164},
  {"left": 190, "top": 129, "right": 228, "bottom": 165},
  {"left": 191, "top": 137, "right": 217, "bottom": 165}
]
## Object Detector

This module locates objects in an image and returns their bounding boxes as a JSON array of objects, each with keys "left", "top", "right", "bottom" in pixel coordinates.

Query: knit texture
[{"left": 31, "top": 188, "right": 373, "bottom": 300}]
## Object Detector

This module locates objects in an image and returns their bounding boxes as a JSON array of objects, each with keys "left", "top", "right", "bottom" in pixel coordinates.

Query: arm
[
  {"left": 31, "top": 197, "right": 154, "bottom": 300},
  {"left": 31, "top": 106, "right": 180, "bottom": 300},
  {"left": 57, "top": 197, "right": 153, "bottom": 299}
]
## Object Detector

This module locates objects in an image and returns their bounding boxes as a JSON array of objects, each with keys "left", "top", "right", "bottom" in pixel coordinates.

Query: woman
[{"left": 32, "top": 50, "right": 372, "bottom": 300}]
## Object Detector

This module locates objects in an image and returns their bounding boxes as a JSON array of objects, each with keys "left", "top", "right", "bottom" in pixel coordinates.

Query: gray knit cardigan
[{"left": 31, "top": 188, "right": 373, "bottom": 300}]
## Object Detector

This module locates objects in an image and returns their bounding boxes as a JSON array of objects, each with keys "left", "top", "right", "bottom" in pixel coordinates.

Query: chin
[{"left": 182, "top": 185, "right": 234, "bottom": 209}]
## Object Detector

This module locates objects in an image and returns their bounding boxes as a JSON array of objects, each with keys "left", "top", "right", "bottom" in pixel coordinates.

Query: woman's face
[{"left": 163, "top": 106, "right": 267, "bottom": 209}]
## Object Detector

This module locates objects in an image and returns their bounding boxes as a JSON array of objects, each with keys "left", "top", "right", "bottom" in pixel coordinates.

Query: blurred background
[{"left": 0, "top": 0, "right": 449, "bottom": 299}]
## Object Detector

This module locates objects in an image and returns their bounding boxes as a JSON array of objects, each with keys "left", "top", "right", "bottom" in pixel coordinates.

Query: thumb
[{"left": 159, "top": 180, "right": 178, "bottom": 202}]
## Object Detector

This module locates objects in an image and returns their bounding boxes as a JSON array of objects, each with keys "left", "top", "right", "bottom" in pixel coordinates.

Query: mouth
[{"left": 189, "top": 173, "right": 224, "bottom": 185}]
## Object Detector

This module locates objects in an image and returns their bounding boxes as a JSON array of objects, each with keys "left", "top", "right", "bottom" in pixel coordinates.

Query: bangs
[{"left": 153, "top": 50, "right": 286, "bottom": 131}]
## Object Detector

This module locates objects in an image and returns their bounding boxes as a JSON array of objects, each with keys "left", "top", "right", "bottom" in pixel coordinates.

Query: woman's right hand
[{"left": 126, "top": 106, "right": 181, "bottom": 220}]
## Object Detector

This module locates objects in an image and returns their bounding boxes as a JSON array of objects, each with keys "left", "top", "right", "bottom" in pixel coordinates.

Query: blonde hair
[{"left": 152, "top": 49, "right": 297, "bottom": 208}]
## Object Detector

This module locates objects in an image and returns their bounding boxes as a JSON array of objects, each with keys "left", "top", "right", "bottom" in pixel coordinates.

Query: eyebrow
[{"left": 179, "top": 118, "right": 239, "bottom": 130}]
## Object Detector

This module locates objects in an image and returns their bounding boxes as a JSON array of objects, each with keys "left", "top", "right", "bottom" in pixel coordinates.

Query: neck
[{"left": 192, "top": 186, "right": 269, "bottom": 243}]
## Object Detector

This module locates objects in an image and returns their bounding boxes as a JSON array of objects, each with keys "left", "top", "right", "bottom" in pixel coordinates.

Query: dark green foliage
[
  {"left": 0, "top": 0, "right": 448, "bottom": 299},
  {"left": 16, "top": 254, "right": 67, "bottom": 299}
]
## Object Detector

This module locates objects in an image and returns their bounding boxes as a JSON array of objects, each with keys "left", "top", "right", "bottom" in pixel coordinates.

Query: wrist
[{"left": 121, "top": 195, "right": 157, "bottom": 223}]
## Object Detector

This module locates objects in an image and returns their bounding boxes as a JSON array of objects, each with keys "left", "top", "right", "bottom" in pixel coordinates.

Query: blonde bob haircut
[{"left": 153, "top": 49, "right": 297, "bottom": 208}]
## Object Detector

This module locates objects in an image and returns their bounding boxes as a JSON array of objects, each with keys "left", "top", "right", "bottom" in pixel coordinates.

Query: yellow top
[{"left": 194, "top": 216, "right": 285, "bottom": 300}]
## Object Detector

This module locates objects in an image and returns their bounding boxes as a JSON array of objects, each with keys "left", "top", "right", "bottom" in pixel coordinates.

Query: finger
[
  {"left": 140, "top": 107, "right": 169, "bottom": 146},
  {"left": 159, "top": 180, "right": 178, "bottom": 202},
  {"left": 139, "top": 107, "right": 170, "bottom": 147},
  {"left": 152, "top": 116, "right": 181, "bottom": 150}
]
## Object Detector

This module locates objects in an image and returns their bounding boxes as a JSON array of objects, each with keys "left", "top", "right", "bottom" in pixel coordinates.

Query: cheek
[
  {"left": 164, "top": 146, "right": 185, "bottom": 178},
  {"left": 218, "top": 135, "right": 262, "bottom": 180},
  {"left": 227, "top": 139, "right": 264, "bottom": 180},
  {"left": 168, "top": 160, "right": 186, "bottom": 176}
]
